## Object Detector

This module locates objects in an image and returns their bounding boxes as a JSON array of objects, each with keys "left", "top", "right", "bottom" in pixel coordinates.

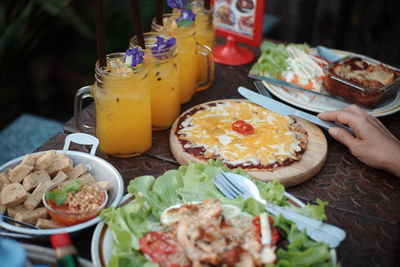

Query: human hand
[{"left": 318, "top": 105, "right": 400, "bottom": 177}]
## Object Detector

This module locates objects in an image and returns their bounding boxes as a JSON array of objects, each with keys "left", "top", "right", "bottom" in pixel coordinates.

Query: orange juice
[
  {"left": 91, "top": 53, "right": 151, "bottom": 157},
  {"left": 152, "top": 14, "right": 212, "bottom": 103},
  {"left": 193, "top": 7, "right": 215, "bottom": 90},
  {"left": 130, "top": 33, "right": 180, "bottom": 130}
]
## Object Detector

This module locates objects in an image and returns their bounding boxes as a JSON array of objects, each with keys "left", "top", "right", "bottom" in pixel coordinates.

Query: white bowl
[{"left": 0, "top": 133, "right": 124, "bottom": 236}]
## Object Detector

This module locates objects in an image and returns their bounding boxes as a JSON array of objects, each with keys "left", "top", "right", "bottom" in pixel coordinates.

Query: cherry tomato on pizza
[{"left": 232, "top": 120, "right": 254, "bottom": 135}]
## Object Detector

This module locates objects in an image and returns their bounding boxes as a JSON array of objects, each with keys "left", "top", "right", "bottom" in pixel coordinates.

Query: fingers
[
  {"left": 344, "top": 106, "right": 394, "bottom": 138},
  {"left": 319, "top": 104, "right": 367, "bottom": 121},
  {"left": 318, "top": 109, "right": 360, "bottom": 129},
  {"left": 345, "top": 104, "right": 366, "bottom": 116},
  {"left": 329, "top": 127, "right": 359, "bottom": 149}
]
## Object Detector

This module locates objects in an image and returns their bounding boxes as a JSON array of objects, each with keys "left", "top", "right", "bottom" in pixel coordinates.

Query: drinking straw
[
  {"left": 93, "top": 0, "right": 106, "bottom": 67},
  {"left": 155, "top": 0, "right": 163, "bottom": 26},
  {"left": 130, "top": 0, "right": 145, "bottom": 49},
  {"left": 204, "top": 0, "right": 211, "bottom": 10}
]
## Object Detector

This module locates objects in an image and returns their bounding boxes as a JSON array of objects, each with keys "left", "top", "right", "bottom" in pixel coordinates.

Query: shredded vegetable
[{"left": 250, "top": 41, "right": 327, "bottom": 92}]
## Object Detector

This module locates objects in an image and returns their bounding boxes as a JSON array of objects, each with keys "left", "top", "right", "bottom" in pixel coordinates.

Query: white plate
[
  {"left": 262, "top": 49, "right": 400, "bottom": 117},
  {"left": 91, "top": 193, "right": 337, "bottom": 267},
  {"left": 0, "top": 133, "right": 124, "bottom": 236}
]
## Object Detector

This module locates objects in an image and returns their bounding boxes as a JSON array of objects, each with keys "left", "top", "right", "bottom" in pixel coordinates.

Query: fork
[
  {"left": 254, "top": 80, "right": 272, "bottom": 98},
  {"left": 213, "top": 172, "right": 346, "bottom": 248}
]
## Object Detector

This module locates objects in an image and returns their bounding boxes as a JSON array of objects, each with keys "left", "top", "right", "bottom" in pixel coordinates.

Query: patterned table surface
[{"left": 36, "top": 42, "right": 400, "bottom": 267}]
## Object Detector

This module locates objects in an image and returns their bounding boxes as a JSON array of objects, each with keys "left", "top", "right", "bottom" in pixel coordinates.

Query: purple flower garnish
[
  {"left": 167, "top": 0, "right": 187, "bottom": 9},
  {"left": 151, "top": 36, "right": 176, "bottom": 56},
  {"left": 125, "top": 48, "right": 144, "bottom": 67},
  {"left": 176, "top": 9, "right": 196, "bottom": 27}
]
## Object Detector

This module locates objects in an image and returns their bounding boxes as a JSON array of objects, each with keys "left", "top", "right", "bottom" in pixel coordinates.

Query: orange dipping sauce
[{"left": 43, "top": 183, "right": 108, "bottom": 226}]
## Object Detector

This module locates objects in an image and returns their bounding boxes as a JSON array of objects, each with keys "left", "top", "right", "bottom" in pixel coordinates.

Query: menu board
[{"left": 213, "top": 0, "right": 264, "bottom": 46}]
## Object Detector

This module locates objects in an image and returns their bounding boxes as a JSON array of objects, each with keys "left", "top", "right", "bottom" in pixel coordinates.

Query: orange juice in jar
[
  {"left": 192, "top": 4, "right": 215, "bottom": 90},
  {"left": 130, "top": 33, "right": 180, "bottom": 130},
  {"left": 74, "top": 51, "right": 152, "bottom": 157},
  {"left": 152, "top": 13, "right": 212, "bottom": 103}
]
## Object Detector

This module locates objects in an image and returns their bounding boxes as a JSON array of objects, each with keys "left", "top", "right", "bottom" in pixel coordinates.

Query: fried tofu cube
[
  {"left": 36, "top": 218, "right": 65, "bottom": 229},
  {"left": 77, "top": 173, "right": 96, "bottom": 184},
  {"left": 2, "top": 183, "right": 28, "bottom": 207},
  {"left": 0, "top": 191, "right": 6, "bottom": 213},
  {"left": 46, "top": 158, "right": 73, "bottom": 177},
  {"left": 15, "top": 207, "right": 48, "bottom": 225},
  {"left": 22, "top": 170, "right": 51, "bottom": 192},
  {"left": 0, "top": 173, "right": 10, "bottom": 189},
  {"left": 9, "top": 164, "right": 34, "bottom": 183},
  {"left": 7, "top": 205, "right": 29, "bottom": 218},
  {"left": 35, "top": 150, "right": 56, "bottom": 170},
  {"left": 65, "top": 163, "right": 87, "bottom": 180},
  {"left": 52, "top": 171, "right": 68, "bottom": 184},
  {"left": 24, "top": 181, "right": 55, "bottom": 210},
  {"left": 31, "top": 151, "right": 52, "bottom": 160},
  {"left": 96, "top": 181, "right": 109, "bottom": 191},
  {"left": 54, "top": 153, "right": 68, "bottom": 160},
  {"left": 21, "top": 154, "right": 35, "bottom": 166}
]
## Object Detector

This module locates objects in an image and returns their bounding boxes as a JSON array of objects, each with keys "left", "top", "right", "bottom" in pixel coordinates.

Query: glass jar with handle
[
  {"left": 130, "top": 33, "right": 180, "bottom": 130},
  {"left": 192, "top": 2, "right": 215, "bottom": 90},
  {"left": 151, "top": 13, "right": 213, "bottom": 103},
  {"left": 74, "top": 51, "right": 152, "bottom": 157}
]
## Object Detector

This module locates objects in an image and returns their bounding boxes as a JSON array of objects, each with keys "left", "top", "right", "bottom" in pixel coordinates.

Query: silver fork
[
  {"left": 254, "top": 80, "right": 272, "bottom": 98},
  {"left": 213, "top": 172, "right": 346, "bottom": 248}
]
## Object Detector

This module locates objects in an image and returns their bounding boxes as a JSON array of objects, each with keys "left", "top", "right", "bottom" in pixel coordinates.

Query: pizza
[{"left": 170, "top": 99, "right": 328, "bottom": 186}]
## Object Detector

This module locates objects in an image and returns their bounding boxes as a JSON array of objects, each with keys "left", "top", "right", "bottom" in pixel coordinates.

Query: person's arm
[{"left": 318, "top": 104, "right": 400, "bottom": 177}]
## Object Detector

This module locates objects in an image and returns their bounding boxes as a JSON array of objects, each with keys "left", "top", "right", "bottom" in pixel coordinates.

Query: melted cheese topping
[{"left": 177, "top": 102, "right": 307, "bottom": 168}]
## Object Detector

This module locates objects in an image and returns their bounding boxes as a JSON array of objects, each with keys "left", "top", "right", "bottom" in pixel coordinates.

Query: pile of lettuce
[
  {"left": 101, "top": 160, "right": 335, "bottom": 267},
  {"left": 250, "top": 41, "right": 309, "bottom": 79}
]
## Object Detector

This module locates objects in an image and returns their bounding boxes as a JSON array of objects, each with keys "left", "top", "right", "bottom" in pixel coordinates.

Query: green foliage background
[{"left": 0, "top": 0, "right": 169, "bottom": 128}]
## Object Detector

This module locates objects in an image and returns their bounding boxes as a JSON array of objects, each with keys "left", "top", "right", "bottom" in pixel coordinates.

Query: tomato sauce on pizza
[{"left": 175, "top": 101, "right": 308, "bottom": 170}]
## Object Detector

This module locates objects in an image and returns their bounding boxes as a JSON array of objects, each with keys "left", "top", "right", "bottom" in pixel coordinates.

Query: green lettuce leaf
[
  {"left": 288, "top": 199, "right": 328, "bottom": 221},
  {"left": 270, "top": 216, "right": 335, "bottom": 267}
]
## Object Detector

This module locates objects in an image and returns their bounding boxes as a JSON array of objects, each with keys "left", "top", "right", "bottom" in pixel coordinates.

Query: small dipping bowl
[{"left": 42, "top": 183, "right": 108, "bottom": 226}]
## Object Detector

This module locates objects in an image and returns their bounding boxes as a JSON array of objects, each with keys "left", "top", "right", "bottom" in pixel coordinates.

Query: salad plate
[
  {"left": 257, "top": 47, "right": 400, "bottom": 117},
  {"left": 91, "top": 161, "right": 338, "bottom": 267}
]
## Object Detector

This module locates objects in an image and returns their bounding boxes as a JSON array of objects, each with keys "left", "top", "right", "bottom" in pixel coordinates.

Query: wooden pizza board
[{"left": 169, "top": 99, "right": 328, "bottom": 187}]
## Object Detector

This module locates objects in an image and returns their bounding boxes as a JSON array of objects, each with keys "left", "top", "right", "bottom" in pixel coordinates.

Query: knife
[
  {"left": 238, "top": 86, "right": 354, "bottom": 134},
  {"left": 248, "top": 73, "right": 349, "bottom": 103}
]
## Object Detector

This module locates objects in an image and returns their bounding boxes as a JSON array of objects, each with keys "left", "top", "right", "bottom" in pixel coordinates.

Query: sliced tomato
[
  {"left": 252, "top": 216, "right": 280, "bottom": 245},
  {"left": 139, "top": 232, "right": 177, "bottom": 263},
  {"left": 232, "top": 120, "right": 254, "bottom": 135}
]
